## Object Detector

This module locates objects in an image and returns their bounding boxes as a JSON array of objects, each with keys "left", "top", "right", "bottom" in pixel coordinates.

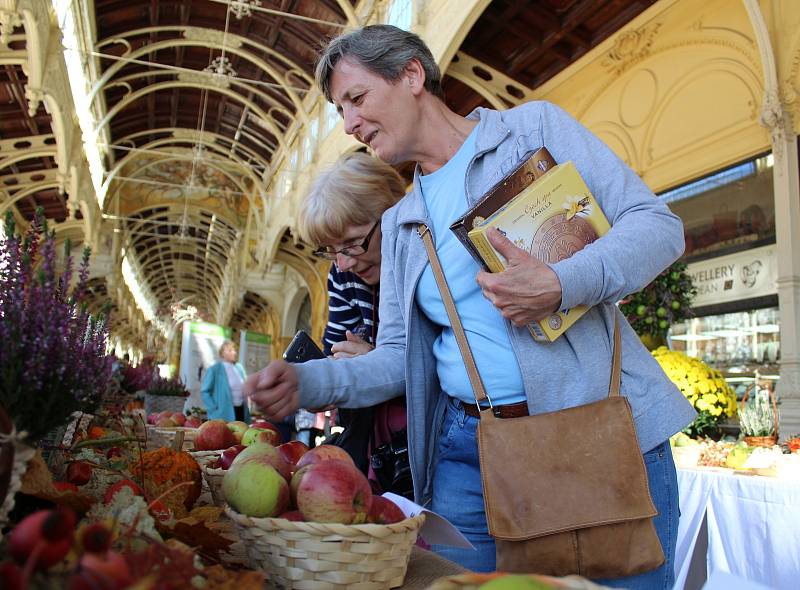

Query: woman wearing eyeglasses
[{"left": 296, "top": 152, "right": 410, "bottom": 495}]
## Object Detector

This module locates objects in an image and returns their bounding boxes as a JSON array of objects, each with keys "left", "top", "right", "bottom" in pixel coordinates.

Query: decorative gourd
[{"left": 132, "top": 448, "right": 202, "bottom": 517}]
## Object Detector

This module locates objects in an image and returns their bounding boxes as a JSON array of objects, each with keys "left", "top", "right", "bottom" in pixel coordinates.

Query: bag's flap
[{"left": 477, "top": 397, "right": 658, "bottom": 540}]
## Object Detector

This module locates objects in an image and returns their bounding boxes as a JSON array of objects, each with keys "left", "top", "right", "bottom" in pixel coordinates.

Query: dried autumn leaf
[
  {"left": 203, "top": 565, "right": 264, "bottom": 590},
  {"left": 166, "top": 512, "right": 234, "bottom": 561},
  {"left": 124, "top": 541, "right": 201, "bottom": 589},
  {"left": 20, "top": 450, "right": 94, "bottom": 512}
]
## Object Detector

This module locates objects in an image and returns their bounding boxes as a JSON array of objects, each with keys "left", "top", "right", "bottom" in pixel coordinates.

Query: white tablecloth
[{"left": 676, "top": 468, "right": 800, "bottom": 590}]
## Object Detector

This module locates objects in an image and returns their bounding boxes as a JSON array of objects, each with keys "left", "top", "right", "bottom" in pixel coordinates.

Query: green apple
[
  {"left": 223, "top": 461, "right": 289, "bottom": 517},
  {"left": 478, "top": 575, "right": 552, "bottom": 590}
]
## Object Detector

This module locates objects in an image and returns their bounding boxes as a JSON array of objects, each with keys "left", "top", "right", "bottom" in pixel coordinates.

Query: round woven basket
[
  {"left": 201, "top": 463, "right": 227, "bottom": 506},
  {"left": 224, "top": 507, "right": 425, "bottom": 590},
  {"left": 744, "top": 435, "right": 778, "bottom": 448}
]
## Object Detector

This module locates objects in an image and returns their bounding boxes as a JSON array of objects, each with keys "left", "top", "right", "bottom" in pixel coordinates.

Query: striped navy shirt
[{"left": 322, "top": 264, "right": 379, "bottom": 355}]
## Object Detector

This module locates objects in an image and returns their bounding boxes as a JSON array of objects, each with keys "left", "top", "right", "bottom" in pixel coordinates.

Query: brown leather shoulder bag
[{"left": 419, "top": 224, "right": 664, "bottom": 578}]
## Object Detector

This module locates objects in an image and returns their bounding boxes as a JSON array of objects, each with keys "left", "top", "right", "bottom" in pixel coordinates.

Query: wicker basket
[
  {"left": 201, "top": 463, "right": 227, "bottom": 506},
  {"left": 740, "top": 384, "right": 778, "bottom": 448},
  {"left": 225, "top": 507, "right": 425, "bottom": 590},
  {"left": 146, "top": 425, "right": 196, "bottom": 451},
  {"left": 144, "top": 393, "right": 186, "bottom": 416},
  {"left": 426, "top": 573, "right": 610, "bottom": 590}
]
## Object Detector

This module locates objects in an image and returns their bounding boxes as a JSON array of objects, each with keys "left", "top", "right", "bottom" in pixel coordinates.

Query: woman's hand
[
  {"left": 331, "top": 330, "right": 374, "bottom": 359},
  {"left": 243, "top": 360, "right": 300, "bottom": 421},
  {"left": 476, "top": 227, "right": 563, "bottom": 326}
]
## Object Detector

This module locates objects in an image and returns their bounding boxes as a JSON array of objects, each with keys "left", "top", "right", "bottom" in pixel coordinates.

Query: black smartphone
[{"left": 283, "top": 330, "right": 325, "bottom": 363}]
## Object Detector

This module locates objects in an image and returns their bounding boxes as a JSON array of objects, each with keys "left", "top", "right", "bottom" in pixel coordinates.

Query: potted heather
[{"left": 0, "top": 210, "right": 113, "bottom": 524}]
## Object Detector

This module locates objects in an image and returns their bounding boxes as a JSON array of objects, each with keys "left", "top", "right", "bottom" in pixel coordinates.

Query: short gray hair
[{"left": 315, "top": 24, "right": 443, "bottom": 102}]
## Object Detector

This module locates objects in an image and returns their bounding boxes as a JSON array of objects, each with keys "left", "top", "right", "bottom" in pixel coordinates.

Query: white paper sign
[{"left": 382, "top": 492, "right": 475, "bottom": 550}]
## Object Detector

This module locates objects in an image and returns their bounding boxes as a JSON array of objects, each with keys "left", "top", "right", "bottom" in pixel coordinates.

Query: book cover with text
[{"left": 468, "top": 161, "right": 610, "bottom": 341}]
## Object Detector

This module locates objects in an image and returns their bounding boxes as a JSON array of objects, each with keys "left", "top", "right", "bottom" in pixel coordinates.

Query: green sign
[
  {"left": 245, "top": 331, "right": 272, "bottom": 345},
  {"left": 188, "top": 321, "right": 232, "bottom": 338}
]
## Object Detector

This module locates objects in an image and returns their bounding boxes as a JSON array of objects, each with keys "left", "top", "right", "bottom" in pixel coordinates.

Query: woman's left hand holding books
[{"left": 476, "top": 227, "right": 563, "bottom": 326}]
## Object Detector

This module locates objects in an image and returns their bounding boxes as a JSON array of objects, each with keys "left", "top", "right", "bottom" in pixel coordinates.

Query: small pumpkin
[{"left": 132, "top": 448, "right": 202, "bottom": 517}]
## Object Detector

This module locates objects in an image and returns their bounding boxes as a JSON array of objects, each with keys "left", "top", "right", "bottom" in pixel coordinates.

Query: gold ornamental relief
[{"left": 602, "top": 23, "right": 662, "bottom": 76}]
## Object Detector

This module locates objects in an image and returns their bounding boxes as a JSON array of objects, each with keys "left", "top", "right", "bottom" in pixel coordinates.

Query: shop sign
[{"left": 687, "top": 245, "right": 776, "bottom": 307}]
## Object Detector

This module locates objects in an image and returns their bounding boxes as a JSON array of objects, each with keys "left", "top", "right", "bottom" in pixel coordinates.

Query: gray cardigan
[{"left": 295, "top": 101, "right": 696, "bottom": 503}]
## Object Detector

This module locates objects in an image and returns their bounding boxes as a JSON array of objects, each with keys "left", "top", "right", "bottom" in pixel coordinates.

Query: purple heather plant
[{"left": 0, "top": 209, "right": 114, "bottom": 442}]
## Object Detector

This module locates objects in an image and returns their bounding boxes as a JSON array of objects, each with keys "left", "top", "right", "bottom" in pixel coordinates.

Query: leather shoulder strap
[
  {"left": 609, "top": 313, "right": 621, "bottom": 398},
  {"left": 418, "top": 224, "right": 489, "bottom": 406}
]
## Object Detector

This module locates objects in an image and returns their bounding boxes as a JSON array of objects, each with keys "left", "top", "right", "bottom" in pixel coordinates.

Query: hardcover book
[
  {"left": 449, "top": 147, "right": 556, "bottom": 271},
  {"left": 467, "top": 160, "right": 611, "bottom": 342}
]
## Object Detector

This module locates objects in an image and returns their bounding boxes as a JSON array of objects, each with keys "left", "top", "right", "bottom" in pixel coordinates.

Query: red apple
[
  {"left": 250, "top": 420, "right": 284, "bottom": 444},
  {"left": 226, "top": 421, "right": 249, "bottom": 443},
  {"left": 277, "top": 510, "right": 304, "bottom": 521},
  {"left": 232, "top": 443, "right": 292, "bottom": 481},
  {"left": 223, "top": 462, "right": 290, "bottom": 517},
  {"left": 296, "top": 445, "right": 354, "bottom": 470},
  {"left": 156, "top": 417, "right": 177, "bottom": 428},
  {"left": 157, "top": 410, "right": 173, "bottom": 422},
  {"left": 367, "top": 496, "right": 406, "bottom": 524},
  {"left": 290, "top": 464, "right": 311, "bottom": 506},
  {"left": 147, "top": 413, "right": 159, "bottom": 425},
  {"left": 193, "top": 419, "right": 237, "bottom": 451},
  {"left": 184, "top": 416, "right": 203, "bottom": 429},
  {"left": 103, "top": 479, "right": 144, "bottom": 504},
  {"left": 219, "top": 444, "right": 247, "bottom": 470},
  {"left": 67, "top": 462, "right": 93, "bottom": 486},
  {"left": 277, "top": 441, "right": 310, "bottom": 470},
  {"left": 296, "top": 461, "right": 373, "bottom": 524},
  {"left": 171, "top": 413, "right": 186, "bottom": 426}
]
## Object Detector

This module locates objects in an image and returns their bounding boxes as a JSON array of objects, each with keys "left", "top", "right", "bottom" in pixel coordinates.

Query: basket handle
[{"left": 740, "top": 383, "right": 779, "bottom": 437}]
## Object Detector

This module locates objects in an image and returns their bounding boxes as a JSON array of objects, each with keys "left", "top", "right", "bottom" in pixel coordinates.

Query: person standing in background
[{"left": 201, "top": 340, "right": 250, "bottom": 422}]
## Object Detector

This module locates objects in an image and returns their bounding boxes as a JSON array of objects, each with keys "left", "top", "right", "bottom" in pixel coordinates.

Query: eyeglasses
[{"left": 313, "top": 221, "right": 380, "bottom": 260}]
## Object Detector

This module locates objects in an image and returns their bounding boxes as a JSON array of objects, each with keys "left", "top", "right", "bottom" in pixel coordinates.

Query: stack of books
[{"left": 450, "top": 149, "right": 610, "bottom": 342}]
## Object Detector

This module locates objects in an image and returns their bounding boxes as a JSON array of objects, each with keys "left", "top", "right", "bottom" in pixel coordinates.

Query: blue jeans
[{"left": 431, "top": 397, "right": 679, "bottom": 587}]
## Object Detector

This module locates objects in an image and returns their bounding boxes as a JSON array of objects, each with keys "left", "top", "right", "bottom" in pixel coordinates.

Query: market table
[
  {"left": 675, "top": 467, "right": 800, "bottom": 590},
  {"left": 401, "top": 546, "right": 469, "bottom": 589}
]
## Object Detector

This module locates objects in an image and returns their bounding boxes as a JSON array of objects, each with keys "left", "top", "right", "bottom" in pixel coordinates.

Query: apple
[
  {"left": 232, "top": 443, "right": 292, "bottom": 481},
  {"left": 67, "top": 462, "right": 93, "bottom": 486},
  {"left": 184, "top": 416, "right": 203, "bottom": 429},
  {"left": 157, "top": 410, "right": 173, "bottom": 422},
  {"left": 219, "top": 444, "right": 247, "bottom": 470},
  {"left": 193, "top": 419, "right": 237, "bottom": 451},
  {"left": 103, "top": 479, "right": 143, "bottom": 504},
  {"left": 277, "top": 441, "right": 310, "bottom": 470},
  {"left": 223, "top": 462, "right": 290, "bottom": 517},
  {"left": 147, "top": 413, "right": 159, "bottom": 425},
  {"left": 249, "top": 419, "right": 283, "bottom": 444},
  {"left": 296, "top": 444, "right": 354, "bottom": 470},
  {"left": 277, "top": 510, "right": 304, "bottom": 521},
  {"left": 367, "top": 496, "right": 406, "bottom": 524},
  {"left": 241, "top": 425, "right": 282, "bottom": 447},
  {"left": 156, "top": 417, "right": 178, "bottom": 428},
  {"left": 226, "top": 421, "right": 249, "bottom": 443},
  {"left": 171, "top": 413, "right": 186, "bottom": 426},
  {"left": 296, "top": 460, "right": 373, "bottom": 524},
  {"left": 290, "top": 465, "right": 311, "bottom": 506}
]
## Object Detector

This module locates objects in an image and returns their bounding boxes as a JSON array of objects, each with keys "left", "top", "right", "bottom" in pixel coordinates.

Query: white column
[{"left": 743, "top": 0, "right": 800, "bottom": 438}]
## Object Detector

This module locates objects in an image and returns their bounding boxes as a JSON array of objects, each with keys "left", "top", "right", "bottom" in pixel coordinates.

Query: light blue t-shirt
[{"left": 415, "top": 128, "right": 526, "bottom": 406}]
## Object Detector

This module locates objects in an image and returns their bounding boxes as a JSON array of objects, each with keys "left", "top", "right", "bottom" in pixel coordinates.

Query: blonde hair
[
  {"left": 218, "top": 339, "right": 235, "bottom": 356},
  {"left": 298, "top": 152, "right": 406, "bottom": 247}
]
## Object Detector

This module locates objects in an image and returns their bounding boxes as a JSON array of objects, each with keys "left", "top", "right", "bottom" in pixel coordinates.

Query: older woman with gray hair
[
  {"left": 245, "top": 24, "right": 695, "bottom": 585},
  {"left": 201, "top": 339, "right": 249, "bottom": 422}
]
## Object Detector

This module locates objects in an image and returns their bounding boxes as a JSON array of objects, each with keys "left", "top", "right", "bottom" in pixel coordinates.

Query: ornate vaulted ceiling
[{"left": 1, "top": 0, "right": 656, "bottom": 355}]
